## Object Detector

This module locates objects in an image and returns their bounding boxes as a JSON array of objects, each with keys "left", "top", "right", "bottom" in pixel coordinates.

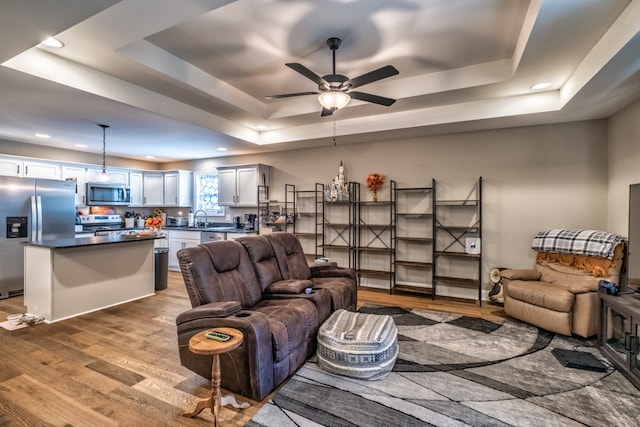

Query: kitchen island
[{"left": 24, "top": 235, "right": 162, "bottom": 323}]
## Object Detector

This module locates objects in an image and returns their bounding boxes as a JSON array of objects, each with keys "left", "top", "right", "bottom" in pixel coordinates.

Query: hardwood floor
[{"left": 0, "top": 272, "right": 508, "bottom": 426}]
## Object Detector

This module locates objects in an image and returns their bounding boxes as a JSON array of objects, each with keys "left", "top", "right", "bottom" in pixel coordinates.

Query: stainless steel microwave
[{"left": 86, "top": 182, "right": 131, "bottom": 206}]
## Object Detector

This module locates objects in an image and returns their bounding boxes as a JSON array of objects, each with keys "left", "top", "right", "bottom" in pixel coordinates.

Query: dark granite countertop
[
  {"left": 163, "top": 225, "right": 257, "bottom": 234},
  {"left": 24, "top": 234, "right": 163, "bottom": 249}
]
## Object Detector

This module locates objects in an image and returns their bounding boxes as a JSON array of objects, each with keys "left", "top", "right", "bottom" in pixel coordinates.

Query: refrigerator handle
[
  {"left": 29, "top": 196, "right": 46, "bottom": 241},
  {"left": 30, "top": 196, "right": 37, "bottom": 242},
  {"left": 36, "top": 195, "right": 43, "bottom": 241}
]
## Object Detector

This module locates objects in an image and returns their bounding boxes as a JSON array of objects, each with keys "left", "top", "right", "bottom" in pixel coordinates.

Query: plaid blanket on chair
[{"left": 531, "top": 229, "right": 626, "bottom": 259}]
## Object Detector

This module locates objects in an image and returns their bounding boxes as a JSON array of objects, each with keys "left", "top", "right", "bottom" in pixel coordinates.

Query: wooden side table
[{"left": 183, "top": 327, "right": 249, "bottom": 425}]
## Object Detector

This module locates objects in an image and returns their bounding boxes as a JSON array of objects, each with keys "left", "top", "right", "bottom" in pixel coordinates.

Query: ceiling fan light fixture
[{"left": 318, "top": 91, "right": 351, "bottom": 110}]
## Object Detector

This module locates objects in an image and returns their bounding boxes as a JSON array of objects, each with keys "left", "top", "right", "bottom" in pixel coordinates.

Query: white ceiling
[{"left": 1, "top": 0, "right": 640, "bottom": 162}]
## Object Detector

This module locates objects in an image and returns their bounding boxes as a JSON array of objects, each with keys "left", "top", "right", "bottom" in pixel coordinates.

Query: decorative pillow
[{"left": 264, "top": 279, "right": 313, "bottom": 294}]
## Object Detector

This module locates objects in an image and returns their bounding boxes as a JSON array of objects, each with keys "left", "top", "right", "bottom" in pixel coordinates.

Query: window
[{"left": 194, "top": 172, "right": 224, "bottom": 216}]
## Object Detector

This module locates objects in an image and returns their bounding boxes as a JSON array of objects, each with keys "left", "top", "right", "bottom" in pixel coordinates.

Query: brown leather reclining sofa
[{"left": 175, "top": 232, "right": 357, "bottom": 401}]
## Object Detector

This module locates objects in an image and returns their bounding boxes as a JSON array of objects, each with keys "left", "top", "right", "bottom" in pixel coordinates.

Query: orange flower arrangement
[
  {"left": 145, "top": 208, "right": 164, "bottom": 231},
  {"left": 367, "top": 173, "right": 385, "bottom": 201},
  {"left": 367, "top": 173, "right": 385, "bottom": 192}
]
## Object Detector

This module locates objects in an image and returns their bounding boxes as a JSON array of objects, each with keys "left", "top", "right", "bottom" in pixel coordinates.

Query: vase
[{"left": 372, "top": 190, "right": 378, "bottom": 202}]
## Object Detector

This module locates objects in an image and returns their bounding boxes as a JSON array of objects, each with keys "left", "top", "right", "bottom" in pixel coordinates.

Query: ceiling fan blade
[
  {"left": 286, "top": 63, "right": 327, "bottom": 86},
  {"left": 344, "top": 65, "right": 399, "bottom": 89},
  {"left": 349, "top": 91, "right": 396, "bottom": 106},
  {"left": 265, "top": 91, "right": 319, "bottom": 100},
  {"left": 320, "top": 107, "right": 334, "bottom": 117}
]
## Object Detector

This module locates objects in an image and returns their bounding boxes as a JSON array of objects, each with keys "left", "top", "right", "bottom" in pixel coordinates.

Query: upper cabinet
[
  {"left": 0, "top": 156, "right": 60, "bottom": 179},
  {"left": 86, "top": 168, "right": 129, "bottom": 184},
  {"left": 218, "top": 164, "right": 269, "bottom": 207},
  {"left": 143, "top": 173, "right": 164, "bottom": 206},
  {"left": 164, "top": 170, "right": 192, "bottom": 207},
  {"left": 128, "top": 172, "right": 144, "bottom": 207},
  {"left": 61, "top": 166, "right": 87, "bottom": 206}
]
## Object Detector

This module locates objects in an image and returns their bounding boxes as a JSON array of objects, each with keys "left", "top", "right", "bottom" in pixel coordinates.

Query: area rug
[{"left": 247, "top": 305, "right": 640, "bottom": 427}]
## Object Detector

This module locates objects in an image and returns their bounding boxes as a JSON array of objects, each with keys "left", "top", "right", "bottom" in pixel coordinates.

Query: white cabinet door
[
  {"left": 218, "top": 168, "right": 237, "bottom": 206},
  {"left": 23, "top": 161, "right": 61, "bottom": 179},
  {"left": 0, "top": 158, "right": 22, "bottom": 177},
  {"left": 168, "top": 231, "right": 200, "bottom": 270},
  {"left": 62, "top": 166, "right": 87, "bottom": 206},
  {"left": 163, "top": 170, "right": 192, "bottom": 207},
  {"left": 143, "top": 173, "right": 164, "bottom": 206},
  {"left": 236, "top": 167, "right": 259, "bottom": 207},
  {"left": 129, "top": 172, "right": 143, "bottom": 207},
  {"left": 217, "top": 165, "right": 267, "bottom": 207}
]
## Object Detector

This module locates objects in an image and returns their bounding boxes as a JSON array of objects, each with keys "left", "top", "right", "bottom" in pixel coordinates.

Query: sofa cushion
[
  {"left": 238, "top": 236, "right": 285, "bottom": 290},
  {"left": 178, "top": 240, "right": 262, "bottom": 308},
  {"left": 506, "top": 280, "right": 574, "bottom": 312},
  {"left": 264, "top": 232, "right": 312, "bottom": 280},
  {"left": 311, "top": 277, "right": 357, "bottom": 311}
]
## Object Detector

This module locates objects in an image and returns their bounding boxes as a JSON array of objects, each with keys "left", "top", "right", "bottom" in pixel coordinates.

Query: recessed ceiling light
[
  {"left": 145, "top": 155, "right": 155, "bottom": 159},
  {"left": 40, "top": 37, "right": 64, "bottom": 49},
  {"left": 35, "top": 133, "right": 50, "bottom": 138},
  {"left": 531, "top": 82, "right": 551, "bottom": 91},
  {"left": 75, "top": 144, "right": 87, "bottom": 148},
  {"left": 217, "top": 147, "right": 228, "bottom": 151}
]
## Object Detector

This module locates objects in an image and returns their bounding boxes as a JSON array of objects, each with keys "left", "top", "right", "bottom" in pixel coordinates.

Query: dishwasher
[{"left": 200, "top": 231, "right": 226, "bottom": 243}]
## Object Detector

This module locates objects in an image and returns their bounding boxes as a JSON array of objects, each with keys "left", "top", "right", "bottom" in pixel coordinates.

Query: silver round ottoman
[{"left": 317, "top": 309, "right": 398, "bottom": 380}]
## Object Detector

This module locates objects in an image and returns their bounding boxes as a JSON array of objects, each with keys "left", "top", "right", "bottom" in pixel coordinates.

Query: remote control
[{"left": 205, "top": 331, "right": 232, "bottom": 342}]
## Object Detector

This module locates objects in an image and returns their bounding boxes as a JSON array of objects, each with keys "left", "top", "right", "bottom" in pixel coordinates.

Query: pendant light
[{"left": 98, "top": 124, "right": 110, "bottom": 181}]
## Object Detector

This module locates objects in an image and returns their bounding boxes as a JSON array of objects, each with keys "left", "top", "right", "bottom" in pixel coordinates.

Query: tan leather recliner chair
[{"left": 499, "top": 230, "right": 625, "bottom": 338}]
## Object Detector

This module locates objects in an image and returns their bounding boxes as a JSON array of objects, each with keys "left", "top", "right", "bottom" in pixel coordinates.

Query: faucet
[{"left": 193, "top": 210, "right": 208, "bottom": 228}]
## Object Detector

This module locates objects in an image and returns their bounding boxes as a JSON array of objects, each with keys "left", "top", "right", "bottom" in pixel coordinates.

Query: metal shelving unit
[
  {"left": 355, "top": 180, "right": 396, "bottom": 292},
  {"left": 393, "top": 179, "right": 435, "bottom": 297},
  {"left": 433, "top": 177, "right": 483, "bottom": 305}
]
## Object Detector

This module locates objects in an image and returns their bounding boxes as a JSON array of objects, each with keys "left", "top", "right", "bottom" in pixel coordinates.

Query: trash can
[{"left": 154, "top": 247, "right": 168, "bottom": 291}]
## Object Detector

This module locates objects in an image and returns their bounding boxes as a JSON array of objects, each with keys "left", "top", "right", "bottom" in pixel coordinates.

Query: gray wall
[
  {"left": 6, "top": 102, "right": 640, "bottom": 299},
  {"left": 172, "top": 119, "right": 611, "bottom": 299},
  {"left": 608, "top": 99, "right": 640, "bottom": 235}
]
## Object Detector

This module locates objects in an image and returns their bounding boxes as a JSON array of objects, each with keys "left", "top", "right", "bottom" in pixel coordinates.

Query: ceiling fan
[{"left": 266, "top": 37, "right": 399, "bottom": 117}]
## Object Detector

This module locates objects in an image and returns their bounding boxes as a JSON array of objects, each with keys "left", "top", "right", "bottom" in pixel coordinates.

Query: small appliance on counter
[
  {"left": 167, "top": 216, "right": 189, "bottom": 227},
  {"left": 244, "top": 214, "right": 257, "bottom": 230},
  {"left": 233, "top": 216, "right": 242, "bottom": 228}
]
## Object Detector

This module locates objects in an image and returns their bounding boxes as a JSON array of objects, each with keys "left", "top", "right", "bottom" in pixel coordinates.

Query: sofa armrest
[
  {"left": 311, "top": 266, "right": 358, "bottom": 283},
  {"left": 310, "top": 262, "right": 339, "bottom": 272},
  {"left": 566, "top": 281, "right": 600, "bottom": 294},
  {"left": 175, "top": 301, "right": 242, "bottom": 324},
  {"left": 264, "top": 279, "right": 313, "bottom": 294},
  {"left": 500, "top": 269, "right": 541, "bottom": 281}
]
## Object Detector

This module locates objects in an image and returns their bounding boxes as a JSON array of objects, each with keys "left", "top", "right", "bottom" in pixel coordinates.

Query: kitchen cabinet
[
  {"left": 217, "top": 164, "right": 269, "bottom": 207},
  {"left": 164, "top": 170, "right": 192, "bottom": 207},
  {"left": 0, "top": 156, "right": 60, "bottom": 179},
  {"left": 61, "top": 166, "right": 87, "bottom": 206},
  {"left": 86, "top": 168, "right": 129, "bottom": 184},
  {"left": 129, "top": 172, "right": 144, "bottom": 207},
  {"left": 168, "top": 230, "right": 201, "bottom": 271},
  {"left": 143, "top": 173, "right": 164, "bottom": 206}
]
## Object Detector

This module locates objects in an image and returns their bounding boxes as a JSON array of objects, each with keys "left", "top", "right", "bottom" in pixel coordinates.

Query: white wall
[
  {"left": 176, "top": 120, "right": 610, "bottom": 300},
  {"left": 608, "top": 98, "right": 640, "bottom": 236}
]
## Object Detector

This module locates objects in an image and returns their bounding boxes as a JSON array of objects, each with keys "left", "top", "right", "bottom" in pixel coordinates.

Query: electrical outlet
[{"left": 225, "top": 214, "right": 231, "bottom": 220}]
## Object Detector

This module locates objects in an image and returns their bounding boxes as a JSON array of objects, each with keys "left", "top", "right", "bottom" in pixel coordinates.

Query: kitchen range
[{"left": 78, "top": 214, "right": 128, "bottom": 237}]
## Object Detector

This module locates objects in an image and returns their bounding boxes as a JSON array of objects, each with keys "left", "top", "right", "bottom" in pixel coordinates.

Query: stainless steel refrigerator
[{"left": 0, "top": 176, "right": 75, "bottom": 298}]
